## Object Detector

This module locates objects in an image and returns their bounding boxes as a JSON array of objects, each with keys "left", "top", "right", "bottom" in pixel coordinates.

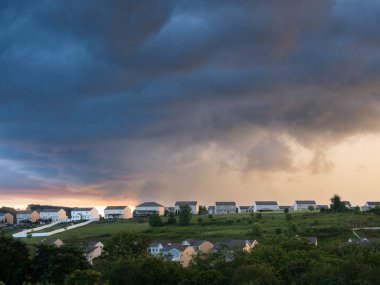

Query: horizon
[{"left": 2, "top": 1, "right": 380, "bottom": 208}]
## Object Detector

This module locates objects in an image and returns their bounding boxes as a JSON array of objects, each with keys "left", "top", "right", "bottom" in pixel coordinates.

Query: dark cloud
[{"left": 1, "top": 0, "right": 380, "bottom": 200}]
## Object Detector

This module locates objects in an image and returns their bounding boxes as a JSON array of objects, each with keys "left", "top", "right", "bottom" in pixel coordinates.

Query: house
[
  {"left": 208, "top": 206, "right": 215, "bottom": 215},
  {"left": 39, "top": 208, "right": 68, "bottom": 222},
  {"left": 293, "top": 200, "right": 317, "bottom": 211},
  {"left": 303, "top": 236, "right": 318, "bottom": 246},
  {"left": 213, "top": 240, "right": 258, "bottom": 253},
  {"left": 175, "top": 201, "right": 198, "bottom": 215},
  {"left": 215, "top": 202, "right": 236, "bottom": 215},
  {"left": 316, "top": 205, "right": 329, "bottom": 211},
  {"left": 149, "top": 241, "right": 172, "bottom": 256},
  {"left": 254, "top": 201, "right": 280, "bottom": 212},
  {"left": 71, "top": 208, "right": 99, "bottom": 221},
  {"left": 134, "top": 202, "right": 165, "bottom": 217},
  {"left": 342, "top": 201, "right": 352, "bottom": 209},
  {"left": 0, "top": 213, "right": 14, "bottom": 225},
  {"left": 279, "top": 206, "right": 293, "bottom": 211},
  {"left": 104, "top": 206, "right": 132, "bottom": 220},
  {"left": 41, "top": 238, "right": 64, "bottom": 247},
  {"left": 361, "top": 201, "right": 380, "bottom": 211},
  {"left": 163, "top": 244, "right": 195, "bottom": 267},
  {"left": 239, "top": 206, "right": 253, "bottom": 213},
  {"left": 182, "top": 240, "right": 214, "bottom": 254},
  {"left": 16, "top": 211, "right": 40, "bottom": 224},
  {"left": 85, "top": 241, "right": 104, "bottom": 264}
]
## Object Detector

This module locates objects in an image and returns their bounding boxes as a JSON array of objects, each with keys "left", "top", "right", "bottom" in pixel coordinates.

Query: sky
[{"left": 1, "top": 0, "right": 380, "bottom": 210}]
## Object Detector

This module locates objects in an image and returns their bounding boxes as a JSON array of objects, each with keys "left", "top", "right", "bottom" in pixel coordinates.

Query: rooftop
[
  {"left": 295, "top": 200, "right": 316, "bottom": 204},
  {"left": 71, "top": 207, "right": 94, "bottom": 211},
  {"left": 136, "top": 202, "right": 164, "bottom": 208},
  {"left": 255, "top": 201, "right": 278, "bottom": 205},
  {"left": 175, "top": 201, "right": 197, "bottom": 206},
  {"left": 216, "top": 202, "right": 236, "bottom": 206},
  {"left": 40, "top": 208, "right": 64, "bottom": 213},
  {"left": 104, "top": 206, "right": 128, "bottom": 210}
]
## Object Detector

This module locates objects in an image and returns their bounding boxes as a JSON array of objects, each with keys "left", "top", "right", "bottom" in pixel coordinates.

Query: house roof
[
  {"left": 175, "top": 201, "right": 197, "bottom": 206},
  {"left": 164, "top": 243, "right": 187, "bottom": 252},
  {"left": 214, "top": 239, "right": 254, "bottom": 250},
  {"left": 136, "top": 202, "right": 164, "bottom": 207},
  {"left": 104, "top": 206, "right": 128, "bottom": 210},
  {"left": 41, "top": 238, "right": 63, "bottom": 245},
  {"left": 279, "top": 206, "right": 291, "bottom": 209},
  {"left": 40, "top": 208, "right": 63, "bottom": 213},
  {"left": 347, "top": 238, "right": 380, "bottom": 244},
  {"left": 72, "top": 207, "right": 94, "bottom": 211},
  {"left": 317, "top": 205, "right": 329, "bottom": 209},
  {"left": 215, "top": 202, "right": 236, "bottom": 206},
  {"left": 239, "top": 206, "right": 252, "bottom": 209},
  {"left": 367, "top": 202, "right": 380, "bottom": 206},
  {"left": 295, "top": 200, "right": 316, "bottom": 204},
  {"left": 255, "top": 201, "right": 278, "bottom": 205}
]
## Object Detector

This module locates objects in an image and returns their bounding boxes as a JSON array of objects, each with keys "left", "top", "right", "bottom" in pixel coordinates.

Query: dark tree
[
  {"left": 148, "top": 213, "right": 162, "bottom": 227},
  {"left": 330, "top": 194, "right": 347, "bottom": 212},
  {"left": 179, "top": 205, "right": 192, "bottom": 226},
  {"left": 167, "top": 212, "right": 177, "bottom": 225}
]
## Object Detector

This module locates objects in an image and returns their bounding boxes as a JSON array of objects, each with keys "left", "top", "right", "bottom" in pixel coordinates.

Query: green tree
[
  {"left": 330, "top": 194, "right": 346, "bottom": 212},
  {"left": 197, "top": 217, "right": 203, "bottom": 224},
  {"left": 148, "top": 213, "right": 162, "bottom": 227},
  {"left": 192, "top": 269, "right": 227, "bottom": 285},
  {"left": 64, "top": 269, "right": 105, "bottom": 285},
  {"left": 232, "top": 264, "right": 281, "bottom": 285},
  {"left": 198, "top": 205, "right": 208, "bottom": 215},
  {"left": 167, "top": 212, "right": 176, "bottom": 225},
  {"left": 100, "top": 232, "right": 150, "bottom": 260},
  {"left": 179, "top": 205, "right": 192, "bottom": 226},
  {"left": 285, "top": 213, "right": 292, "bottom": 221},
  {"left": 283, "top": 208, "right": 289, "bottom": 214},
  {"left": 31, "top": 244, "right": 88, "bottom": 285},
  {"left": 308, "top": 205, "right": 315, "bottom": 211},
  {"left": 0, "top": 236, "right": 30, "bottom": 285}
]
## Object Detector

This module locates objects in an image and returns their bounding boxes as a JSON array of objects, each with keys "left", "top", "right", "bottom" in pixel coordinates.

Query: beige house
[
  {"left": 16, "top": 210, "right": 40, "bottom": 224},
  {"left": 71, "top": 208, "right": 99, "bottom": 221},
  {"left": 104, "top": 206, "right": 132, "bottom": 220},
  {"left": 40, "top": 209, "right": 68, "bottom": 222},
  {"left": 163, "top": 244, "right": 195, "bottom": 267},
  {"left": 85, "top": 241, "right": 104, "bottom": 264},
  {"left": 182, "top": 240, "right": 214, "bottom": 254},
  {"left": 0, "top": 213, "right": 14, "bottom": 225}
]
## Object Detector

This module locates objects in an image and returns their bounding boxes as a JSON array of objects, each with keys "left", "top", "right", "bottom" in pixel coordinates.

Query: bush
[
  {"left": 197, "top": 217, "right": 203, "bottom": 224},
  {"left": 167, "top": 213, "right": 176, "bottom": 225},
  {"left": 286, "top": 213, "right": 292, "bottom": 221},
  {"left": 148, "top": 213, "right": 162, "bottom": 227}
]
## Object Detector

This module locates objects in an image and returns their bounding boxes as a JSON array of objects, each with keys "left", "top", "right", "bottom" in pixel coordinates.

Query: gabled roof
[
  {"left": 367, "top": 201, "right": 380, "bottom": 206},
  {"left": 255, "top": 201, "right": 278, "bottom": 205},
  {"left": 295, "top": 200, "right": 316, "bottom": 204},
  {"left": 40, "top": 208, "right": 63, "bottom": 213},
  {"left": 136, "top": 202, "right": 164, "bottom": 207},
  {"left": 175, "top": 201, "right": 197, "bottom": 206},
  {"left": 104, "top": 206, "right": 128, "bottom": 210},
  {"left": 214, "top": 239, "right": 254, "bottom": 250},
  {"left": 72, "top": 207, "right": 94, "bottom": 211},
  {"left": 279, "top": 206, "right": 291, "bottom": 209},
  {"left": 164, "top": 243, "right": 187, "bottom": 252},
  {"left": 215, "top": 202, "right": 236, "bottom": 206}
]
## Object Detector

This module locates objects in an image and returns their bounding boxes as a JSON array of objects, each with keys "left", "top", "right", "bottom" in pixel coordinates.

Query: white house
[
  {"left": 0, "top": 213, "right": 14, "bottom": 225},
  {"left": 71, "top": 208, "right": 99, "bottom": 221},
  {"left": 254, "top": 201, "right": 280, "bottom": 212},
  {"left": 149, "top": 241, "right": 173, "bottom": 256},
  {"left": 104, "top": 206, "right": 132, "bottom": 220},
  {"left": 208, "top": 206, "right": 215, "bottom": 215},
  {"left": 215, "top": 202, "right": 236, "bottom": 215},
  {"left": 39, "top": 208, "right": 68, "bottom": 222},
  {"left": 361, "top": 201, "right": 380, "bottom": 211},
  {"left": 293, "top": 200, "right": 317, "bottom": 211},
  {"left": 239, "top": 206, "right": 253, "bottom": 213},
  {"left": 16, "top": 211, "right": 40, "bottom": 224},
  {"left": 134, "top": 202, "right": 165, "bottom": 217},
  {"left": 175, "top": 201, "right": 198, "bottom": 215}
]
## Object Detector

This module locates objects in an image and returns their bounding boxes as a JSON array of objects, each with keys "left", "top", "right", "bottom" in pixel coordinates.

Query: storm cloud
[{"left": 1, "top": 0, "right": 380, "bottom": 203}]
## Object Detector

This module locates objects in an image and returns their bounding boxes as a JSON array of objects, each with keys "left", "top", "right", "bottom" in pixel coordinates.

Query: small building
[
  {"left": 175, "top": 201, "right": 198, "bottom": 215},
  {"left": 134, "top": 202, "right": 165, "bottom": 217},
  {"left": 208, "top": 206, "right": 215, "bottom": 215},
  {"left": 41, "top": 238, "right": 64, "bottom": 247},
  {"left": 182, "top": 240, "right": 214, "bottom": 254},
  {"left": 0, "top": 213, "right": 14, "bottom": 225},
  {"left": 293, "top": 200, "right": 317, "bottom": 211},
  {"left": 39, "top": 208, "right": 68, "bottom": 222},
  {"left": 104, "top": 206, "right": 132, "bottom": 220},
  {"left": 215, "top": 202, "right": 236, "bottom": 215},
  {"left": 239, "top": 206, "right": 253, "bottom": 213},
  {"left": 85, "top": 241, "right": 104, "bottom": 264},
  {"left": 316, "top": 205, "right": 329, "bottom": 211},
  {"left": 71, "top": 208, "right": 99, "bottom": 221},
  {"left": 163, "top": 244, "right": 195, "bottom": 267},
  {"left": 16, "top": 210, "right": 40, "bottom": 224},
  {"left": 254, "top": 201, "right": 280, "bottom": 212}
]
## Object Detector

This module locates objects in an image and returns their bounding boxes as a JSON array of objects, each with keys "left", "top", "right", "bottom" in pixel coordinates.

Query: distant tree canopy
[
  {"left": 149, "top": 213, "right": 162, "bottom": 227},
  {"left": 0, "top": 206, "right": 17, "bottom": 216},
  {"left": 178, "top": 205, "right": 192, "bottom": 226},
  {"left": 198, "top": 205, "right": 208, "bottom": 215},
  {"left": 330, "top": 194, "right": 348, "bottom": 212}
]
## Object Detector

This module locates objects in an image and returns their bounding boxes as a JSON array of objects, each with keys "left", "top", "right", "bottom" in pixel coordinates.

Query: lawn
[{"left": 17, "top": 211, "right": 380, "bottom": 247}]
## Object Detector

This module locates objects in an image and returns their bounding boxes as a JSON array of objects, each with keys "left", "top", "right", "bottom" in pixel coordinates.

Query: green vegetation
[{"left": 178, "top": 205, "right": 192, "bottom": 226}]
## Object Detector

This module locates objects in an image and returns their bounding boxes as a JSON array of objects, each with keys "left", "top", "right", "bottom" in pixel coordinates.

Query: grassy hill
[{"left": 11, "top": 210, "right": 380, "bottom": 248}]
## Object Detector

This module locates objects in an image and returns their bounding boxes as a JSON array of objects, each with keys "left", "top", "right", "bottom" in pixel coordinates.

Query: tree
[
  {"left": 148, "top": 213, "right": 162, "bottom": 227},
  {"left": 0, "top": 236, "right": 30, "bottom": 285},
  {"left": 167, "top": 212, "right": 176, "bottom": 225},
  {"left": 64, "top": 269, "right": 104, "bottom": 285},
  {"left": 283, "top": 208, "right": 289, "bottom": 214},
  {"left": 308, "top": 205, "right": 315, "bottom": 211},
  {"left": 198, "top": 205, "right": 208, "bottom": 215},
  {"left": 178, "top": 205, "right": 192, "bottom": 226},
  {"left": 232, "top": 264, "right": 281, "bottom": 285},
  {"left": 99, "top": 232, "right": 150, "bottom": 260},
  {"left": 197, "top": 217, "right": 203, "bottom": 224},
  {"left": 286, "top": 213, "right": 292, "bottom": 221},
  {"left": 330, "top": 194, "right": 346, "bottom": 212},
  {"left": 31, "top": 244, "right": 88, "bottom": 285}
]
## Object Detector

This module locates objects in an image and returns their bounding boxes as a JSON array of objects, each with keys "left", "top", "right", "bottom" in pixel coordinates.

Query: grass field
[{"left": 11, "top": 211, "right": 380, "bottom": 247}]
